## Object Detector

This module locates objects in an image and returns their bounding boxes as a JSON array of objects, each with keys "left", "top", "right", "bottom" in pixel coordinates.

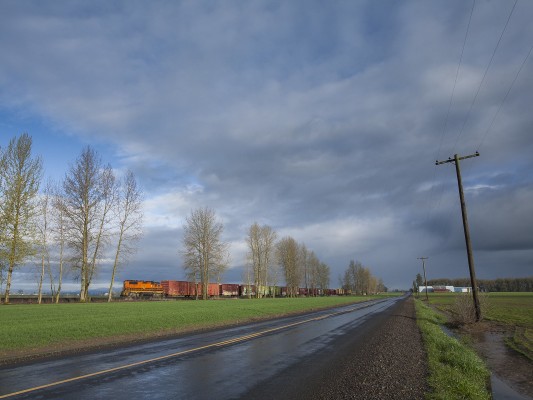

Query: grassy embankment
[
  {"left": 427, "top": 292, "right": 533, "bottom": 360},
  {"left": 415, "top": 299, "right": 491, "bottom": 400},
  {"left": 0, "top": 294, "right": 397, "bottom": 355}
]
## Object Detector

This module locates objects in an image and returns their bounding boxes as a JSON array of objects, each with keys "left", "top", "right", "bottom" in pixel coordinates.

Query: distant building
[
  {"left": 433, "top": 285, "right": 454, "bottom": 292},
  {"left": 418, "top": 285, "right": 471, "bottom": 293},
  {"left": 454, "top": 287, "right": 472, "bottom": 293}
]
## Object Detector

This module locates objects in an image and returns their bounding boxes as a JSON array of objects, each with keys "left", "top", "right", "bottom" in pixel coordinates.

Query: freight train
[{"left": 120, "top": 279, "right": 343, "bottom": 298}]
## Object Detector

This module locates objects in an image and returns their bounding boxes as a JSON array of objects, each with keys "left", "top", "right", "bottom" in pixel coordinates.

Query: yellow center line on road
[{"left": 0, "top": 302, "right": 379, "bottom": 399}]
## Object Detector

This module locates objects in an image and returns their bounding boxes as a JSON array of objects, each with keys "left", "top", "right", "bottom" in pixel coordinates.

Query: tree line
[
  {"left": 0, "top": 134, "right": 143, "bottom": 303},
  {"left": 426, "top": 277, "right": 533, "bottom": 292},
  {"left": 2, "top": 133, "right": 382, "bottom": 303},
  {"left": 180, "top": 211, "right": 331, "bottom": 300},
  {"left": 340, "top": 260, "right": 386, "bottom": 295}
]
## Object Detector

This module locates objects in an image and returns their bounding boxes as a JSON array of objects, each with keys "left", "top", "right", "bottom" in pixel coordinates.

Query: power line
[
  {"left": 477, "top": 43, "right": 533, "bottom": 152},
  {"left": 422, "top": 1, "right": 477, "bottom": 243},
  {"left": 450, "top": 0, "right": 518, "bottom": 154},
  {"left": 435, "top": 0, "right": 476, "bottom": 164},
  {"left": 423, "top": 1, "right": 519, "bottom": 262}
]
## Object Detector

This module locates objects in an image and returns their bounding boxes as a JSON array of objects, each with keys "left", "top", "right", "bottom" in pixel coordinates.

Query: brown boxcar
[
  {"left": 220, "top": 283, "right": 239, "bottom": 297},
  {"left": 239, "top": 284, "right": 257, "bottom": 297},
  {"left": 161, "top": 280, "right": 195, "bottom": 297},
  {"left": 195, "top": 283, "right": 220, "bottom": 297}
]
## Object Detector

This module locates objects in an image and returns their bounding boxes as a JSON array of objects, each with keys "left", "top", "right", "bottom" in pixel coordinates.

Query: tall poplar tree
[
  {"left": 63, "top": 146, "right": 104, "bottom": 302},
  {"left": 246, "top": 222, "right": 277, "bottom": 298},
  {"left": 181, "top": 207, "right": 229, "bottom": 300},
  {"left": 276, "top": 236, "right": 301, "bottom": 297},
  {"left": 0, "top": 134, "right": 43, "bottom": 303},
  {"left": 107, "top": 170, "right": 143, "bottom": 302}
]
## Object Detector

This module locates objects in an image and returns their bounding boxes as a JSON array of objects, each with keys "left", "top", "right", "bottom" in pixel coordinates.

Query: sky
[{"left": 1, "top": 0, "right": 532, "bottom": 292}]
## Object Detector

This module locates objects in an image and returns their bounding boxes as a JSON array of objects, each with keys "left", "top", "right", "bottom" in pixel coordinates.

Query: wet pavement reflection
[{"left": 0, "top": 297, "right": 403, "bottom": 399}]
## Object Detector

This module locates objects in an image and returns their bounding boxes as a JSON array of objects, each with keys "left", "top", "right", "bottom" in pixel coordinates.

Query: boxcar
[
  {"left": 161, "top": 280, "right": 195, "bottom": 297},
  {"left": 195, "top": 283, "right": 220, "bottom": 297},
  {"left": 220, "top": 283, "right": 240, "bottom": 297},
  {"left": 239, "top": 284, "right": 256, "bottom": 297}
]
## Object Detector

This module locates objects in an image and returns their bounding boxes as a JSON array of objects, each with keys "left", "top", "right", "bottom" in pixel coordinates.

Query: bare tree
[
  {"left": 342, "top": 260, "right": 380, "bottom": 295},
  {"left": 367, "top": 274, "right": 378, "bottom": 295},
  {"left": 51, "top": 185, "right": 68, "bottom": 303},
  {"left": 299, "top": 243, "right": 309, "bottom": 295},
  {"left": 267, "top": 259, "right": 280, "bottom": 298},
  {"left": 0, "top": 134, "right": 43, "bottom": 303},
  {"left": 242, "top": 256, "right": 253, "bottom": 299},
  {"left": 308, "top": 251, "right": 320, "bottom": 296},
  {"left": 89, "top": 164, "right": 116, "bottom": 297},
  {"left": 246, "top": 222, "right": 277, "bottom": 298},
  {"left": 36, "top": 181, "right": 53, "bottom": 304},
  {"left": 181, "top": 207, "right": 229, "bottom": 300},
  {"left": 343, "top": 260, "right": 361, "bottom": 294},
  {"left": 351, "top": 260, "right": 366, "bottom": 295},
  {"left": 108, "top": 170, "right": 143, "bottom": 301},
  {"left": 276, "top": 236, "right": 301, "bottom": 297},
  {"left": 0, "top": 144, "right": 5, "bottom": 294},
  {"left": 63, "top": 146, "right": 107, "bottom": 302},
  {"left": 317, "top": 262, "right": 330, "bottom": 292},
  {"left": 246, "top": 222, "right": 260, "bottom": 298},
  {"left": 343, "top": 268, "right": 353, "bottom": 294},
  {"left": 359, "top": 266, "right": 370, "bottom": 295}
]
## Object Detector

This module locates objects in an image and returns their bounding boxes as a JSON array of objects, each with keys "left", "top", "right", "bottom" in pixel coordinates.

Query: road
[{"left": 0, "top": 295, "right": 410, "bottom": 400}]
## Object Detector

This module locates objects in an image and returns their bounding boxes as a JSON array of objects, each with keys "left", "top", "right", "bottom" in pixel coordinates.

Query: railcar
[
  {"left": 122, "top": 279, "right": 344, "bottom": 300},
  {"left": 161, "top": 280, "right": 195, "bottom": 297},
  {"left": 220, "top": 283, "right": 240, "bottom": 297},
  {"left": 121, "top": 280, "right": 164, "bottom": 297},
  {"left": 239, "top": 284, "right": 256, "bottom": 297},
  {"left": 196, "top": 283, "right": 220, "bottom": 297}
]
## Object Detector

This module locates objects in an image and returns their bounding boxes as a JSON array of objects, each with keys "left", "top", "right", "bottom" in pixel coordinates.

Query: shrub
[{"left": 451, "top": 292, "right": 490, "bottom": 325}]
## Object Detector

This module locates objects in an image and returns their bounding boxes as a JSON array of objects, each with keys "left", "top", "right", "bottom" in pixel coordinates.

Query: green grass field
[
  {"left": 0, "top": 295, "right": 396, "bottom": 355},
  {"left": 421, "top": 292, "right": 533, "bottom": 360},
  {"left": 422, "top": 292, "right": 533, "bottom": 326}
]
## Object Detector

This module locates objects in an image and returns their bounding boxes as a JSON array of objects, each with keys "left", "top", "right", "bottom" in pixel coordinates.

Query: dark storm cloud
[{"left": 1, "top": 1, "right": 532, "bottom": 290}]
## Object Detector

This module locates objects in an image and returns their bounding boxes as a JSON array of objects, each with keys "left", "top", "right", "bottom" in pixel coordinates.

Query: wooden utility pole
[
  {"left": 436, "top": 152, "right": 481, "bottom": 321},
  {"left": 417, "top": 257, "right": 429, "bottom": 301}
]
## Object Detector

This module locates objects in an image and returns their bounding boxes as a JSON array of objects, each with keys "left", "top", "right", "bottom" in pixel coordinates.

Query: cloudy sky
[{"left": 1, "top": 0, "right": 532, "bottom": 292}]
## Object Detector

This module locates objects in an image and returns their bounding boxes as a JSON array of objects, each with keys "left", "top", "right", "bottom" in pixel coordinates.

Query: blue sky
[{"left": 1, "top": 0, "right": 532, "bottom": 292}]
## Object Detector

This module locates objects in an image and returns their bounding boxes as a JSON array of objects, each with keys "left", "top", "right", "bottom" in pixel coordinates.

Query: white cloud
[{"left": 143, "top": 185, "right": 205, "bottom": 229}]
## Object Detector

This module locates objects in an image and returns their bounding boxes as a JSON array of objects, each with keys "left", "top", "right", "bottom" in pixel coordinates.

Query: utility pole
[
  {"left": 436, "top": 152, "right": 481, "bottom": 322},
  {"left": 417, "top": 257, "right": 429, "bottom": 301}
]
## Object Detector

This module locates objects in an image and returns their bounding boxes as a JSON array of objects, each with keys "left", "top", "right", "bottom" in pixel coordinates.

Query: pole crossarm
[{"left": 436, "top": 151, "right": 479, "bottom": 165}]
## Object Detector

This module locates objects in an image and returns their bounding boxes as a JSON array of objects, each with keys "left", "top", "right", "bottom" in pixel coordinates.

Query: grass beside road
[
  {"left": 424, "top": 292, "right": 533, "bottom": 360},
  {"left": 415, "top": 299, "right": 491, "bottom": 400},
  {"left": 0, "top": 295, "right": 395, "bottom": 356}
]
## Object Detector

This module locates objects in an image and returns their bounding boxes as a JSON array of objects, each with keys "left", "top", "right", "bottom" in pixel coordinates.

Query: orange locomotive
[{"left": 121, "top": 280, "right": 164, "bottom": 297}]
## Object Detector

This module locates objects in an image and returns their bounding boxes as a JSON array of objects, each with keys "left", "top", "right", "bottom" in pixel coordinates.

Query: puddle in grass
[{"left": 461, "top": 325, "right": 533, "bottom": 399}]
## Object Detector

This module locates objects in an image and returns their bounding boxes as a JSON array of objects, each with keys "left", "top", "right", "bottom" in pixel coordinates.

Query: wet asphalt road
[{"left": 0, "top": 296, "right": 406, "bottom": 400}]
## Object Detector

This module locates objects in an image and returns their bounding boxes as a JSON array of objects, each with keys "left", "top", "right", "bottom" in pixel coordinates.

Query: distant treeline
[{"left": 427, "top": 277, "right": 533, "bottom": 292}]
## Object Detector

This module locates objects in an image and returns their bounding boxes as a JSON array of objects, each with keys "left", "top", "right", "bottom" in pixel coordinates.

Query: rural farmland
[{"left": 2, "top": 0, "right": 533, "bottom": 399}]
